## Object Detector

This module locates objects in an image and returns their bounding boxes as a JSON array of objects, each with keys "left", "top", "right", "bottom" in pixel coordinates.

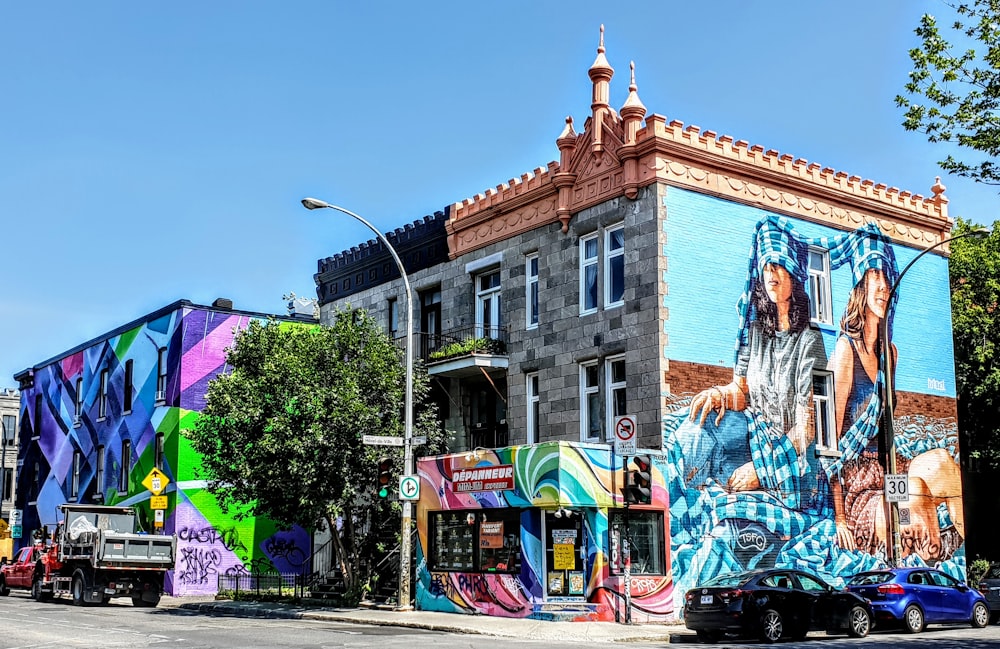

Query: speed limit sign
[{"left": 884, "top": 474, "right": 909, "bottom": 503}]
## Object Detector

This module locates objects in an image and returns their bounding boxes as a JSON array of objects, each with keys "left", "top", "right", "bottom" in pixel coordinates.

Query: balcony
[{"left": 422, "top": 325, "right": 508, "bottom": 378}]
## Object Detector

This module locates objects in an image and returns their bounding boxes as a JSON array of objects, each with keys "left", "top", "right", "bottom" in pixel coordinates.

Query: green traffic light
[{"left": 378, "top": 487, "right": 389, "bottom": 498}]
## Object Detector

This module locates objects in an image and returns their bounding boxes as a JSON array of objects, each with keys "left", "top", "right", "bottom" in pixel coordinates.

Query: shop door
[{"left": 544, "top": 511, "right": 585, "bottom": 598}]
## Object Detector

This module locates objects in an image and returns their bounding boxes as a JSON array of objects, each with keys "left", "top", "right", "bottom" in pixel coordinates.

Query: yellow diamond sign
[{"left": 142, "top": 467, "right": 171, "bottom": 496}]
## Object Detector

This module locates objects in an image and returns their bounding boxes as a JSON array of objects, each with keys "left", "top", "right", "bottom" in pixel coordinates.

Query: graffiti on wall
[{"left": 662, "top": 214, "right": 965, "bottom": 613}]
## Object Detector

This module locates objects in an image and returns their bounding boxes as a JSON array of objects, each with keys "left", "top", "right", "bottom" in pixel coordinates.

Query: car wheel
[
  {"left": 972, "top": 602, "right": 989, "bottom": 628},
  {"left": 0, "top": 577, "right": 9, "bottom": 597},
  {"left": 71, "top": 574, "right": 86, "bottom": 606},
  {"left": 695, "top": 629, "right": 721, "bottom": 644},
  {"left": 848, "top": 605, "right": 871, "bottom": 638},
  {"left": 30, "top": 579, "right": 41, "bottom": 601},
  {"left": 759, "top": 609, "right": 783, "bottom": 643},
  {"left": 903, "top": 604, "right": 924, "bottom": 633}
]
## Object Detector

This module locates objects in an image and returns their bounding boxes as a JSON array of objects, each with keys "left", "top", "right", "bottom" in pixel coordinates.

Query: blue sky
[{"left": 2, "top": 1, "right": 996, "bottom": 386}]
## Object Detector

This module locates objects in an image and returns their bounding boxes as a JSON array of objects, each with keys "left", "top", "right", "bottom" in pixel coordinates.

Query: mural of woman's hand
[{"left": 728, "top": 462, "right": 760, "bottom": 492}]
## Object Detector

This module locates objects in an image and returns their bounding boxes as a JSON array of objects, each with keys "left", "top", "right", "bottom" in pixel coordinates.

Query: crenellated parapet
[
  {"left": 315, "top": 211, "right": 449, "bottom": 306},
  {"left": 445, "top": 26, "right": 953, "bottom": 258}
]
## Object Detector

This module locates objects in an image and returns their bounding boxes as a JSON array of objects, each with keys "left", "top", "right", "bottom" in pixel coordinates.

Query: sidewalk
[{"left": 160, "top": 596, "right": 691, "bottom": 643}]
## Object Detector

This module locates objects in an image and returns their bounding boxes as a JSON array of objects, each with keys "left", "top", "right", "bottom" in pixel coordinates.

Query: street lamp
[
  {"left": 301, "top": 197, "right": 415, "bottom": 611},
  {"left": 882, "top": 226, "right": 990, "bottom": 565}
]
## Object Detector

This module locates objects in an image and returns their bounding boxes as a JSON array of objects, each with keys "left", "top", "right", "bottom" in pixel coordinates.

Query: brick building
[{"left": 317, "top": 29, "right": 963, "bottom": 621}]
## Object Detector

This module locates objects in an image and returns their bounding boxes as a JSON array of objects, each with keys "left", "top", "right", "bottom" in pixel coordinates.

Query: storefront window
[
  {"left": 429, "top": 509, "right": 522, "bottom": 573},
  {"left": 609, "top": 510, "right": 665, "bottom": 575}
]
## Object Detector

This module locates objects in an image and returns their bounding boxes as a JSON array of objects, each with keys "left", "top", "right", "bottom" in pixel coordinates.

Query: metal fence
[{"left": 217, "top": 572, "right": 309, "bottom": 598}]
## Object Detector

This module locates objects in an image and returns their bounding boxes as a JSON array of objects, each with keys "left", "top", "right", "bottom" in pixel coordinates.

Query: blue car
[{"left": 846, "top": 567, "right": 990, "bottom": 633}]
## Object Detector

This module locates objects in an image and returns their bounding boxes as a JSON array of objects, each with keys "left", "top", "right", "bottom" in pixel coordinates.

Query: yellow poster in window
[{"left": 553, "top": 542, "right": 575, "bottom": 570}]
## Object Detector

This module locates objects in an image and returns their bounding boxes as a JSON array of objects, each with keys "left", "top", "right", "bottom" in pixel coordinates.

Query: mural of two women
[{"left": 664, "top": 215, "right": 966, "bottom": 608}]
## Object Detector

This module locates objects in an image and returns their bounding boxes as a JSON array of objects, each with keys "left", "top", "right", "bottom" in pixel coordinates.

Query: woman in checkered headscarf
[{"left": 828, "top": 224, "right": 965, "bottom": 562}]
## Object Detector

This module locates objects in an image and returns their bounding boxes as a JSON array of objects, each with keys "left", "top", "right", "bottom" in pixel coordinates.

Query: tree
[
  {"left": 896, "top": 0, "right": 1000, "bottom": 186},
  {"left": 184, "top": 309, "right": 447, "bottom": 601},
  {"left": 949, "top": 217, "right": 1000, "bottom": 469}
]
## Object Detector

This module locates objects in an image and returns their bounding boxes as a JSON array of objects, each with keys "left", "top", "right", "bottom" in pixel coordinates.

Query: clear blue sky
[{"left": 2, "top": 1, "right": 996, "bottom": 386}]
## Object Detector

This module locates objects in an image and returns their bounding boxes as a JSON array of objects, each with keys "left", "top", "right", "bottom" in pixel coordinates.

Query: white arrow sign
[{"left": 399, "top": 475, "right": 420, "bottom": 501}]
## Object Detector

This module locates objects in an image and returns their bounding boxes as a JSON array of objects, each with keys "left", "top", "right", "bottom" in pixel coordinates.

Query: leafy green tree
[
  {"left": 185, "top": 309, "right": 447, "bottom": 600},
  {"left": 950, "top": 217, "right": 1000, "bottom": 469},
  {"left": 896, "top": 0, "right": 1000, "bottom": 185}
]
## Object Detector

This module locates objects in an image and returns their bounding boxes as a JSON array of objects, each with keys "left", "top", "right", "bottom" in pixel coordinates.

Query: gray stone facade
[{"left": 320, "top": 184, "right": 669, "bottom": 452}]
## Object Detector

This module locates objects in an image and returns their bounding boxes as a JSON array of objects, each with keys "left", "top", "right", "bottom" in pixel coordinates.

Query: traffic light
[
  {"left": 624, "top": 455, "right": 652, "bottom": 505},
  {"left": 376, "top": 456, "right": 393, "bottom": 499}
]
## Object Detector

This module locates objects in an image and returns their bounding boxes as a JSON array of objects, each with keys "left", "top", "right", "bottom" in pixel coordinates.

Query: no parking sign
[{"left": 613, "top": 415, "right": 637, "bottom": 455}]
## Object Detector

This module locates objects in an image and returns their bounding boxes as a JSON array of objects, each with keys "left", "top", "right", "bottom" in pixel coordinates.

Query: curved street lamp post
[
  {"left": 882, "top": 226, "right": 989, "bottom": 565},
  {"left": 302, "top": 197, "right": 415, "bottom": 611}
]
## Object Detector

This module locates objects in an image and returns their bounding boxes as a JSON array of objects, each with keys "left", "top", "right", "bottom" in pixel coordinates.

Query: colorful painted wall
[
  {"left": 660, "top": 188, "right": 965, "bottom": 614},
  {"left": 415, "top": 442, "right": 674, "bottom": 622},
  {"left": 15, "top": 303, "right": 310, "bottom": 596}
]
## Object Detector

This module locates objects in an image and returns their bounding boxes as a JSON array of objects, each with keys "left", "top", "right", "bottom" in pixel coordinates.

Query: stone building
[
  {"left": 317, "top": 28, "right": 962, "bottom": 621},
  {"left": 0, "top": 387, "right": 19, "bottom": 560}
]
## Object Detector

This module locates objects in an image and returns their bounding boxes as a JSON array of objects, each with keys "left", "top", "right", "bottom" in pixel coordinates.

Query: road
[{"left": 3, "top": 591, "right": 1000, "bottom": 648}]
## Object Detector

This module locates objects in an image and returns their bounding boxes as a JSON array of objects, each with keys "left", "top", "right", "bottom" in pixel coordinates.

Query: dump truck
[{"left": 0, "top": 504, "right": 176, "bottom": 606}]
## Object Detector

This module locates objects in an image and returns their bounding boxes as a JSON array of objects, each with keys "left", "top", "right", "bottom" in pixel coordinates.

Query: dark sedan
[
  {"left": 683, "top": 568, "right": 873, "bottom": 643},
  {"left": 846, "top": 567, "right": 989, "bottom": 632},
  {"left": 977, "top": 564, "right": 1000, "bottom": 624}
]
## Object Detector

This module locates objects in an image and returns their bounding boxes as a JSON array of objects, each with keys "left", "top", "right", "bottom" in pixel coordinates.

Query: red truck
[{"left": 0, "top": 504, "right": 176, "bottom": 606}]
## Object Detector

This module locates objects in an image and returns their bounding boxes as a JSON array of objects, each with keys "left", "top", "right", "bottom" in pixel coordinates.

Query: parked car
[
  {"left": 846, "top": 567, "right": 990, "bottom": 633},
  {"left": 977, "top": 564, "right": 1000, "bottom": 624},
  {"left": 683, "top": 568, "right": 873, "bottom": 643}
]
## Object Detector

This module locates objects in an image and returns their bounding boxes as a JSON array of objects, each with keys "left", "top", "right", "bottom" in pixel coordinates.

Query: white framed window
[
  {"left": 526, "top": 372, "right": 540, "bottom": 444},
  {"left": 580, "top": 234, "right": 599, "bottom": 314},
  {"left": 156, "top": 347, "right": 168, "bottom": 402},
  {"left": 70, "top": 450, "right": 81, "bottom": 500},
  {"left": 3, "top": 414, "right": 16, "bottom": 445},
  {"left": 74, "top": 378, "right": 84, "bottom": 422},
  {"left": 476, "top": 269, "right": 502, "bottom": 339},
  {"left": 95, "top": 445, "right": 105, "bottom": 496},
  {"left": 119, "top": 439, "right": 131, "bottom": 493},
  {"left": 605, "top": 224, "right": 625, "bottom": 308},
  {"left": 526, "top": 254, "right": 539, "bottom": 329},
  {"left": 606, "top": 355, "right": 627, "bottom": 434},
  {"left": 808, "top": 248, "right": 833, "bottom": 326},
  {"left": 813, "top": 371, "right": 835, "bottom": 451},
  {"left": 98, "top": 369, "right": 109, "bottom": 419},
  {"left": 155, "top": 432, "right": 165, "bottom": 470},
  {"left": 580, "top": 361, "right": 601, "bottom": 441}
]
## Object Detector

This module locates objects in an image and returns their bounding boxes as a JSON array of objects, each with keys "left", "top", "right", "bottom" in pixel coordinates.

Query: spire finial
[
  {"left": 629, "top": 61, "right": 637, "bottom": 92},
  {"left": 599, "top": 24, "right": 605, "bottom": 54}
]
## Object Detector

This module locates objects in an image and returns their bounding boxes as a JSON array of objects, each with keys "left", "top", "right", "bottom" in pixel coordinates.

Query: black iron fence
[{"left": 217, "top": 571, "right": 310, "bottom": 598}]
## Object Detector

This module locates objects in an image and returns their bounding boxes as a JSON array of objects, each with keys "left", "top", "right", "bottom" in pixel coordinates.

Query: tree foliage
[
  {"left": 950, "top": 217, "right": 1000, "bottom": 469},
  {"left": 896, "top": 0, "right": 1000, "bottom": 185},
  {"left": 185, "top": 309, "right": 447, "bottom": 598}
]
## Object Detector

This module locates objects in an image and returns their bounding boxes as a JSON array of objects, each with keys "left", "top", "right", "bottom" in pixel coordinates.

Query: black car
[
  {"left": 683, "top": 568, "right": 873, "bottom": 643},
  {"left": 978, "top": 564, "right": 1000, "bottom": 624}
]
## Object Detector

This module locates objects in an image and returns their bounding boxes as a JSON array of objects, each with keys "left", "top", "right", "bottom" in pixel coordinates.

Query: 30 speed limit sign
[{"left": 884, "top": 474, "right": 909, "bottom": 503}]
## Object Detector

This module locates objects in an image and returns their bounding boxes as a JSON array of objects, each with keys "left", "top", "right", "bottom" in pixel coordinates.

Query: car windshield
[
  {"left": 699, "top": 572, "right": 755, "bottom": 588},
  {"left": 848, "top": 572, "right": 892, "bottom": 586}
]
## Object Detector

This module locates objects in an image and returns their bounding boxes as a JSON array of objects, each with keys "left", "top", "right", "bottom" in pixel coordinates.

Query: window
[
  {"left": 388, "top": 298, "right": 399, "bottom": 339},
  {"left": 155, "top": 432, "right": 164, "bottom": 470},
  {"left": 156, "top": 347, "right": 168, "bottom": 402},
  {"left": 605, "top": 224, "right": 625, "bottom": 308},
  {"left": 429, "top": 509, "right": 522, "bottom": 574},
  {"left": 74, "top": 378, "right": 84, "bottom": 422},
  {"left": 32, "top": 395, "right": 41, "bottom": 440},
  {"left": 475, "top": 269, "right": 502, "bottom": 339},
  {"left": 98, "top": 369, "right": 109, "bottom": 419},
  {"left": 606, "top": 356, "right": 627, "bottom": 434},
  {"left": 813, "top": 372, "right": 835, "bottom": 451},
  {"left": 420, "top": 287, "right": 442, "bottom": 356},
  {"left": 1, "top": 414, "right": 14, "bottom": 445},
  {"left": 580, "top": 361, "right": 601, "bottom": 441},
  {"left": 119, "top": 439, "right": 131, "bottom": 493},
  {"left": 526, "top": 254, "right": 539, "bottom": 328},
  {"left": 96, "top": 445, "right": 105, "bottom": 496},
  {"left": 610, "top": 510, "right": 665, "bottom": 575},
  {"left": 580, "top": 233, "right": 599, "bottom": 314},
  {"left": 808, "top": 248, "right": 833, "bottom": 325},
  {"left": 71, "top": 450, "right": 81, "bottom": 500},
  {"left": 1, "top": 467, "right": 11, "bottom": 502},
  {"left": 123, "top": 359, "right": 134, "bottom": 413},
  {"left": 526, "top": 373, "right": 539, "bottom": 444}
]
